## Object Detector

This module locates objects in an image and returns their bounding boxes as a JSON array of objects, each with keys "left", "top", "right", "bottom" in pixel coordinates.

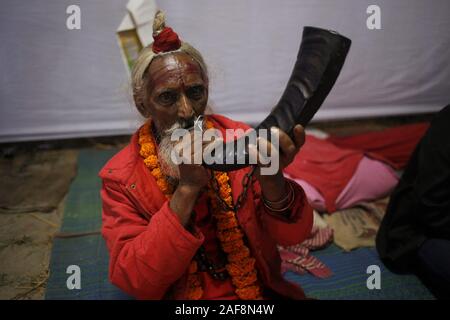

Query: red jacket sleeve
[
  {"left": 255, "top": 178, "right": 313, "bottom": 246},
  {"left": 100, "top": 180, "right": 204, "bottom": 299}
]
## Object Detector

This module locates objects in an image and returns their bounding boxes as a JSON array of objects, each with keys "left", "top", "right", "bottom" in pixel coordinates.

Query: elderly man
[{"left": 99, "top": 11, "right": 313, "bottom": 300}]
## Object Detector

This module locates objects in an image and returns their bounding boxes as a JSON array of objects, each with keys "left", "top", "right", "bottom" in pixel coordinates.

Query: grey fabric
[
  {"left": 1, "top": 0, "right": 449, "bottom": 142},
  {"left": 0, "top": 0, "right": 139, "bottom": 143}
]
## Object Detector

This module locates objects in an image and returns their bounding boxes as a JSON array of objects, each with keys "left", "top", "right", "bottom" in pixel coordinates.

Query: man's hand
[
  {"left": 249, "top": 124, "right": 305, "bottom": 174},
  {"left": 276, "top": 124, "right": 306, "bottom": 169},
  {"left": 250, "top": 124, "right": 306, "bottom": 205},
  {"left": 169, "top": 130, "right": 210, "bottom": 228},
  {"left": 178, "top": 164, "right": 209, "bottom": 190},
  {"left": 177, "top": 130, "right": 210, "bottom": 190}
]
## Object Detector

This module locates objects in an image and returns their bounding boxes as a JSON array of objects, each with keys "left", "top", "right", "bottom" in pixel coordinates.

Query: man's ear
[
  {"left": 134, "top": 94, "right": 150, "bottom": 117},
  {"left": 140, "top": 105, "right": 151, "bottom": 118}
]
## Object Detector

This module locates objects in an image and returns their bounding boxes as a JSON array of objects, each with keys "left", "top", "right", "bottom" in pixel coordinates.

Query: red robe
[{"left": 99, "top": 114, "right": 313, "bottom": 299}]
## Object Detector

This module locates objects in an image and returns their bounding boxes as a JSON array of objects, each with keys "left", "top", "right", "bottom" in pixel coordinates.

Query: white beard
[
  {"left": 156, "top": 117, "right": 206, "bottom": 183},
  {"left": 157, "top": 123, "right": 182, "bottom": 181}
]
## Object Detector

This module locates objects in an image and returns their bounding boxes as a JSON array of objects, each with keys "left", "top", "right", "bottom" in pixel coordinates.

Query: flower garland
[{"left": 138, "top": 118, "right": 262, "bottom": 300}]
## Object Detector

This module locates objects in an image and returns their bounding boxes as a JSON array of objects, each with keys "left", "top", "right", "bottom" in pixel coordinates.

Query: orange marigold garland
[
  {"left": 138, "top": 123, "right": 174, "bottom": 197},
  {"left": 138, "top": 118, "right": 262, "bottom": 300}
]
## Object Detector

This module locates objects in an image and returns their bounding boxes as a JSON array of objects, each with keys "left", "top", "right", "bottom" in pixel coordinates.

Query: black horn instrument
[{"left": 202, "top": 26, "right": 352, "bottom": 172}]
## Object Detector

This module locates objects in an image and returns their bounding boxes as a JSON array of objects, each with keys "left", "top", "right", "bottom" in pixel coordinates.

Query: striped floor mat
[{"left": 45, "top": 149, "right": 434, "bottom": 300}]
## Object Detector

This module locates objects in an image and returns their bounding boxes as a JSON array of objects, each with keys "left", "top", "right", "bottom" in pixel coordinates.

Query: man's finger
[
  {"left": 293, "top": 124, "right": 305, "bottom": 149},
  {"left": 256, "top": 136, "right": 277, "bottom": 167},
  {"left": 271, "top": 127, "right": 295, "bottom": 156}
]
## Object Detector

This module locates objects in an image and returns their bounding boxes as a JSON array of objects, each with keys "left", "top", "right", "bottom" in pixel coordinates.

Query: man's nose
[{"left": 178, "top": 94, "right": 194, "bottom": 119}]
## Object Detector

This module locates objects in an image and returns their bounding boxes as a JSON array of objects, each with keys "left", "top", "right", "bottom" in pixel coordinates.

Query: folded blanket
[
  {"left": 327, "top": 123, "right": 429, "bottom": 170},
  {"left": 323, "top": 199, "right": 388, "bottom": 251},
  {"left": 286, "top": 156, "right": 398, "bottom": 212},
  {"left": 285, "top": 122, "right": 427, "bottom": 212},
  {"left": 285, "top": 135, "right": 363, "bottom": 212}
]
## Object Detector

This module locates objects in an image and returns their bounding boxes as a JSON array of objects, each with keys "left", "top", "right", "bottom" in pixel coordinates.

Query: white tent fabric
[{"left": 1, "top": 0, "right": 449, "bottom": 142}]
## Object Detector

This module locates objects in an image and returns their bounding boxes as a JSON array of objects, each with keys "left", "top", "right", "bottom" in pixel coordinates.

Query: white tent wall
[{"left": 1, "top": 0, "right": 449, "bottom": 143}]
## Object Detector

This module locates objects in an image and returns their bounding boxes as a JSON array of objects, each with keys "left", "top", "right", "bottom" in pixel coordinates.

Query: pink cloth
[
  {"left": 285, "top": 156, "right": 399, "bottom": 212},
  {"left": 284, "top": 135, "right": 364, "bottom": 212},
  {"left": 285, "top": 177, "right": 328, "bottom": 212},
  {"left": 335, "top": 156, "right": 398, "bottom": 209}
]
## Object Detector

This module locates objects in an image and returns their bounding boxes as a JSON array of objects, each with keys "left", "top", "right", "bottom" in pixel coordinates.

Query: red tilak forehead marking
[{"left": 149, "top": 55, "right": 204, "bottom": 86}]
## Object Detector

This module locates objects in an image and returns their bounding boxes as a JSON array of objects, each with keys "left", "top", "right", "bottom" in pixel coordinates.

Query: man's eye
[
  {"left": 187, "top": 86, "right": 205, "bottom": 100},
  {"left": 158, "top": 92, "right": 177, "bottom": 105}
]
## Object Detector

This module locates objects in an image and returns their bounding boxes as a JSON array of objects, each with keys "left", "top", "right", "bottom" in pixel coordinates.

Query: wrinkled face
[{"left": 144, "top": 52, "right": 208, "bottom": 134}]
